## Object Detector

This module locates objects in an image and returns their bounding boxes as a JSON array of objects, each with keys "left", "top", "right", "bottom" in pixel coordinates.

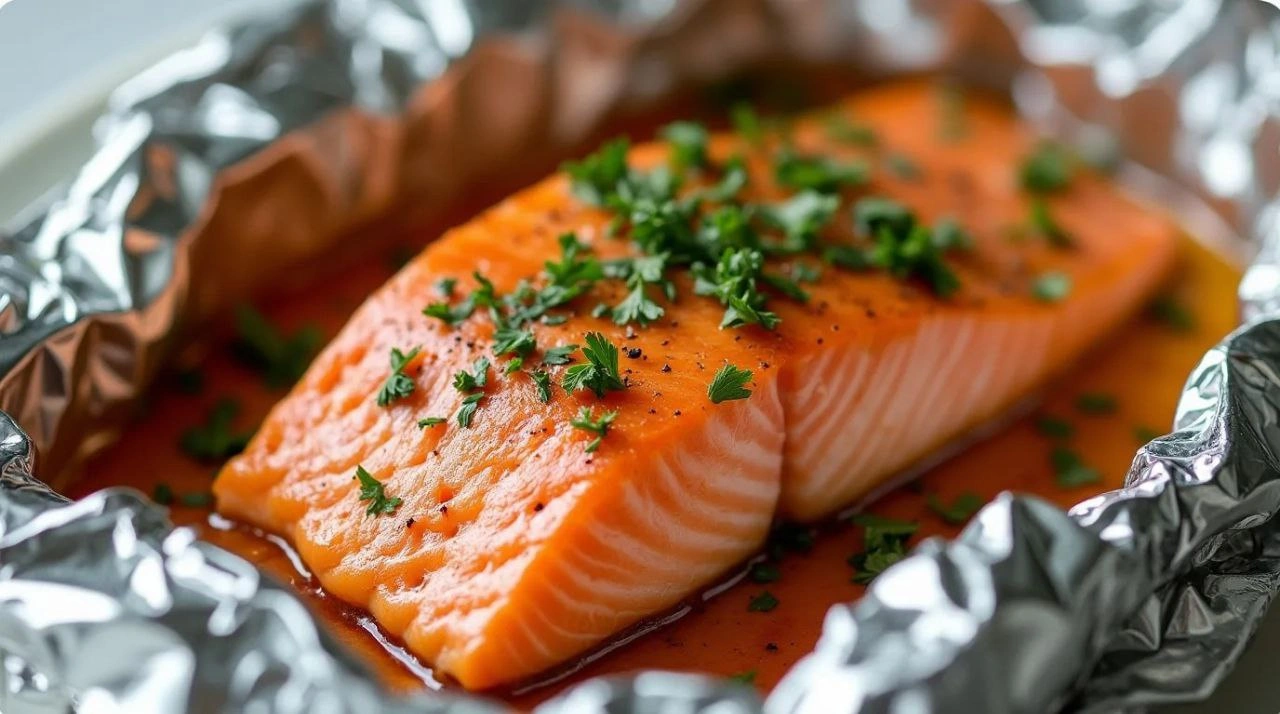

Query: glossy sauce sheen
[{"left": 67, "top": 80, "right": 1241, "bottom": 705}]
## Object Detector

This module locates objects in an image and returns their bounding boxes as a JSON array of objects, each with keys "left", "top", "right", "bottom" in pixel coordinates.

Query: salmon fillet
[{"left": 214, "top": 82, "right": 1177, "bottom": 689}]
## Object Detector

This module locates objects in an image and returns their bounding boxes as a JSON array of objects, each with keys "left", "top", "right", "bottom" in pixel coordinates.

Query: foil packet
[{"left": 3, "top": 0, "right": 1280, "bottom": 712}]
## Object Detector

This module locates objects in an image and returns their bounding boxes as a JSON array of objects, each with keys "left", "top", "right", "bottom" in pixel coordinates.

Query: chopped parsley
[
  {"left": 152, "top": 483, "right": 175, "bottom": 506},
  {"left": 660, "top": 121, "right": 710, "bottom": 171},
  {"left": 730, "top": 670, "right": 758, "bottom": 685},
  {"left": 354, "top": 465, "right": 402, "bottom": 516},
  {"left": 748, "top": 590, "right": 779, "bottom": 612},
  {"left": 418, "top": 417, "right": 446, "bottom": 428},
  {"left": 856, "top": 197, "right": 963, "bottom": 297},
  {"left": 531, "top": 369, "right": 552, "bottom": 403},
  {"left": 927, "top": 491, "right": 984, "bottom": 525},
  {"left": 708, "top": 363, "right": 753, "bottom": 404},
  {"left": 541, "top": 344, "right": 578, "bottom": 366},
  {"left": 1032, "top": 272, "right": 1072, "bottom": 302},
  {"left": 1035, "top": 415, "right": 1074, "bottom": 440},
  {"left": 885, "top": 153, "right": 921, "bottom": 180},
  {"left": 570, "top": 406, "right": 618, "bottom": 452},
  {"left": 702, "top": 156, "right": 749, "bottom": 202},
  {"left": 774, "top": 150, "right": 868, "bottom": 193},
  {"left": 179, "top": 399, "right": 254, "bottom": 462},
  {"left": 563, "top": 138, "right": 630, "bottom": 206},
  {"left": 848, "top": 514, "right": 918, "bottom": 584},
  {"left": 766, "top": 522, "right": 815, "bottom": 559},
  {"left": 456, "top": 393, "right": 484, "bottom": 428},
  {"left": 824, "top": 115, "right": 877, "bottom": 146},
  {"left": 693, "top": 247, "right": 780, "bottom": 329},
  {"left": 452, "top": 357, "right": 490, "bottom": 393},
  {"left": 765, "top": 191, "right": 839, "bottom": 253},
  {"left": 1075, "top": 392, "right": 1117, "bottom": 414},
  {"left": 422, "top": 298, "right": 476, "bottom": 326},
  {"left": 1050, "top": 447, "right": 1100, "bottom": 488},
  {"left": 562, "top": 332, "right": 626, "bottom": 397},
  {"left": 1020, "top": 141, "right": 1074, "bottom": 193},
  {"left": 232, "top": 305, "right": 321, "bottom": 388},
  {"left": 376, "top": 346, "right": 421, "bottom": 407},
  {"left": 749, "top": 562, "right": 781, "bottom": 584},
  {"left": 730, "top": 102, "right": 764, "bottom": 145},
  {"left": 436, "top": 277, "right": 457, "bottom": 297},
  {"left": 493, "top": 326, "right": 536, "bottom": 358},
  {"left": 1134, "top": 425, "right": 1160, "bottom": 443},
  {"left": 1149, "top": 295, "right": 1195, "bottom": 332},
  {"left": 173, "top": 367, "right": 204, "bottom": 395},
  {"left": 178, "top": 491, "right": 214, "bottom": 509},
  {"left": 1029, "top": 198, "right": 1073, "bottom": 248}
]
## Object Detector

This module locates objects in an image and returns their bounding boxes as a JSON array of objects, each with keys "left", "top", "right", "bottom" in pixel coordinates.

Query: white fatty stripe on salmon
[{"left": 786, "top": 348, "right": 874, "bottom": 472}]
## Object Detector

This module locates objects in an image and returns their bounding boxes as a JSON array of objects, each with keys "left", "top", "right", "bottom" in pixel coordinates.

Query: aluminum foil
[{"left": 4, "top": 0, "right": 1280, "bottom": 712}]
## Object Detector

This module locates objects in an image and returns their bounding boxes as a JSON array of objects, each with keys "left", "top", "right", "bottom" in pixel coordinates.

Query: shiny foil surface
[{"left": 3, "top": 0, "right": 1280, "bottom": 712}]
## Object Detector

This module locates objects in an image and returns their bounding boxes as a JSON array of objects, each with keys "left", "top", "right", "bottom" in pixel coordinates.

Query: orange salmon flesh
[{"left": 214, "top": 82, "right": 1178, "bottom": 689}]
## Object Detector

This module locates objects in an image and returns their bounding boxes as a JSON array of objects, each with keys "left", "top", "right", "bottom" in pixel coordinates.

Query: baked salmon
[{"left": 214, "top": 81, "right": 1177, "bottom": 689}]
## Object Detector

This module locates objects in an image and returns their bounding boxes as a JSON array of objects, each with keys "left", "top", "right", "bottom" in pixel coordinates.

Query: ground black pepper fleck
[
  {"left": 405, "top": 517, "right": 416, "bottom": 528},
  {"left": 817, "top": 337, "right": 824, "bottom": 345},
  {"left": 674, "top": 410, "right": 682, "bottom": 416},
  {"left": 662, "top": 364, "right": 672, "bottom": 373},
  {"left": 765, "top": 642, "right": 779, "bottom": 652},
  {"left": 534, "top": 502, "right": 545, "bottom": 512},
  {"left": 626, "top": 347, "right": 642, "bottom": 359}
]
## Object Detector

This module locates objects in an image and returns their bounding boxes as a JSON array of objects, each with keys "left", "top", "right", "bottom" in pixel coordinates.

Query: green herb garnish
[
  {"left": 493, "top": 326, "right": 536, "bottom": 359},
  {"left": 1029, "top": 198, "right": 1073, "bottom": 248},
  {"left": 531, "top": 369, "right": 552, "bottom": 403},
  {"left": 570, "top": 406, "right": 618, "bottom": 452},
  {"left": 1020, "top": 141, "right": 1074, "bottom": 193},
  {"left": 452, "top": 357, "right": 490, "bottom": 393},
  {"left": 730, "top": 102, "right": 764, "bottom": 145},
  {"left": 178, "top": 492, "right": 214, "bottom": 509},
  {"left": 660, "top": 121, "right": 710, "bottom": 171},
  {"left": 855, "top": 197, "right": 962, "bottom": 297},
  {"left": 708, "top": 363, "right": 754, "bottom": 404},
  {"left": 693, "top": 247, "right": 780, "bottom": 329},
  {"left": 1035, "top": 415, "right": 1074, "bottom": 440},
  {"left": 354, "top": 465, "right": 402, "bottom": 516},
  {"left": 376, "top": 346, "right": 421, "bottom": 407},
  {"left": 1149, "top": 295, "right": 1195, "bottom": 332},
  {"left": 749, "top": 562, "right": 781, "bottom": 583},
  {"left": 774, "top": 150, "right": 869, "bottom": 193},
  {"left": 1050, "top": 447, "right": 1101, "bottom": 488},
  {"left": 152, "top": 483, "right": 175, "bottom": 506},
  {"left": 1032, "top": 272, "right": 1072, "bottom": 302},
  {"left": 730, "top": 671, "right": 758, "bottom": 685},
  {"left": 541, "top": 344, "right": 578, "bottom": 366},
  {"left": 765, "top": 191, "right": 839, "bottom": 254},
  {"left": 926, "top": 491, "right": 984, "bottom": 525},
  {"left": 436, "top": 277, "right": 457, "bottom": 297},
  {"left": 824, "top": 115, "right": 877, "bottom": 146},
  {"left": 418, "top": 417, "right": 446, "bottom": 428},
  {"left": 936, "top": 82, "right": 967, "bottom": 141},
  {"left": 562, "top": 332, "right": 626, "bottom": 397},
  {"left": 179, "top": 398, "right": 254, "bottom": 462},
  {"left": 232, "top": 305, "right": 321, "bottom": 388},
  {"left": 563, "top": 138, "right": 630, "bottom": 206},
  {"left": 456, "top": 393, "right": 484, "bottom": 428},
  {"left": 767, "top": 522, "right": 815, "bottom": 558},
  {"left": 885, "top": 153, "right": 921, "bottom": 180},
  {"left": 1075, "top": 392, "right": 1117, "bottom": 414},
  {"left": 848, "top": 514, "right": 918, "bottom": 584},
  {"left": 422, "top": 299, "right": 476, "bottom": 326},
  {"left": 1133, "top": 425, "right": 1160, "bottom": 443},
  {"left": 748, "top": 590, "right": 779, "bottom": 612}
]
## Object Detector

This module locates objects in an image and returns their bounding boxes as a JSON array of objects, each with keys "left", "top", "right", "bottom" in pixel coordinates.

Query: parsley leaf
[
  {"left": 561, "top": 332, "right": 626, "bottom": 397},
  {"left": 1075, "top": 392, "right": 1117, "bottom": 414},
  {"left": 1035, "top": 415, "right": 1074, "bottom": 440},
  {"left": 531, "top": 369, "right": 552, "bottom": 403},
  {"left": 660, "top": 121, "right": 710, "bottom": 171},
  {"left": 452, "top": 357, "right": 490, "bottom": 393},
  {"left": 418, "top": 417, "right": 446, "bottom": 428},
  {"left": 693, "top": 247, "right": 780, "bottom": 329},
  {"left": 541, "top": 344, "right": 578, "bottom": 366},
  {"left": 563, "top": 138, "right": 630, "bottom": 206},
  {"left": 456, "top": 392, "right": 484, "bottom": 428},
  {"left": 1020, "top": 141, "right": 1074, "bottom": 193},
  {"left": 1032, "top": 272, "right": 1072, "bottom": 302},
  {"left": 708, "top": 363, "right": 753, "bottom": 404},
  {"left": 179, "top": 398, "right": 254, "bottom": 462},
  {"left": 354, "top": 465, "right": 402, "bottom": 516},
  {"left": 570, "top": 406, "right": 618, "bottom": 452},
  {"left": 436, "top": 277, "right": 457, "bottom": 297},
  {"left": 926, "top": 491, "right": 984, "bottom": 525},
  {"left": 824, "top": 115, "right": 877, "bottom": 146},
  {"left": 848, "top": 514, "right": 918, "bottom": 584},
  {"left": 152, "top": 483, "right": 175, "bottom": 506},
  {"left": 749, "top": 562, "right": 781, "bottom": 583},
  {"left": 748, "top": 591, "right": 779, "bottom": 612},
  {"left": 1134, "top": 425, "right": 1160, "bottom": 443},
  {"left": 232, "top": 305, "right": 321, "bottom": 388},
  {"left": 1149, "top": 295, "right": 1195, "bottom": 332},
  {"left": 1029, "top": 198, "right": 1073, "bottom": 248},
  {"left": 730, "top": 670, "right": 757, "bottom": 685},
  {"left": 775, "top": 150, "right": 868, "bottom": 193},
  {"left": 1051, "top": 446, "right": 1101, "bottom": 488},
  {"left": 764, "top": 191, "right": 838, "bottom": 254},
  {"left": 376, "top": 346, "right": 421, "bottom": 407},
  {"left": 493, "top": 325, "right": 536, "bottom": 358},
  {"left": 730, "top": 102, "right": 764, "bottom": 146}
]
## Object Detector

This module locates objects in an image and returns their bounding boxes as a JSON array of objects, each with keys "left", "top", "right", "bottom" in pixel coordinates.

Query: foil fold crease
[{"left": 4, "top": 0, "right": 1280, "bottom": 712}]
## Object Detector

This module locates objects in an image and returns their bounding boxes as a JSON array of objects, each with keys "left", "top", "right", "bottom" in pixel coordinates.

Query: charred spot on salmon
[
  {"left": 1051, "top": 447, "right": 1101, "bottom": 488},
  {"left": 926, "top": 491, "right": 984, "bottom": 525},
  {"left": 1134, "top": 425, "right": 1160, "bottom": 443},
  {"left": 848, "top": 514, "right": 918, "bottom": 584},
  {"left": 885, "top": 153, "right": 921, "bottom": 180},
  {"left": 376, "top": 346, "right": 421, "bottom": 407},
  {"left": 541, "top": 344, "right": 578, "bottom": 366},
  {"left": 660, "top": 121, "right": 710, "bottom": 172},
  {"left": 748, "top": 591, "right": 779, "bottom": 612},
  {"left": 418, "top": 417, "right": 446, "bottom": 429},
  {"left": 561, "top": 332, "right": 626, "bottom": 397},
  {"left": 708, "top": 364, "right": 753, "bottom": 404},
  {"left": 180, "top": 398, "right": 254, "bottom": 463},
  {"left": 405, "top": 517, "right": 416, "bottom": 529},
  {"left": 563, "top": 138, "right": 630, "bottom": 206},
  {"left": 232, "top": 304, "right": 321, "bottom": 388},
  {"left": 1020, "top": 141, "right": 1075, "bottom": 193},
  {"left": 502, "top": 358, "right": 524, "bottom": 376},
  {"left": 493, "top": 326, "right": 536, "bottom": 360},
  {"left": 730, "top": 102, "right": 764, "bottom": 146},
  {"left": 354, "top": 465, "right": 402, "bottom": 517},
  {"left": 1032, "top": 272, "right": 1072, "bottom": 302},
  {"left": 1075, "top": 392, "right": 1117, "bottom": 415},
  {"left": 693, "top": 247, "right": 781, "bottom": 329},
  {"left": 570, "top": 407, "right": 618, "bottom": 453}
]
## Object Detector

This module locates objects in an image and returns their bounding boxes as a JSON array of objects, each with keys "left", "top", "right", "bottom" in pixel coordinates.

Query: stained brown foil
[{"left": 3, "top": 0, "right": 1280, "bottom": 712}]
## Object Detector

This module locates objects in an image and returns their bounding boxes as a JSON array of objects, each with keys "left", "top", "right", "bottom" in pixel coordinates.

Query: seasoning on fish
[{"left": 214, "top": 81, "right": 1178, "bottom": 689}]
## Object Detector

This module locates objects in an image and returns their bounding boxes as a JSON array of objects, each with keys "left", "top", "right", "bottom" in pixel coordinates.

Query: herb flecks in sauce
[
  {"left": 180, "top": 398, "right": 254, "bottom": 462},
  {"left": 848, "top": 514, "right": 918, "bottom": 584},
  {"left": 233, "top": 305, "right": 321, "bottom": 388}
]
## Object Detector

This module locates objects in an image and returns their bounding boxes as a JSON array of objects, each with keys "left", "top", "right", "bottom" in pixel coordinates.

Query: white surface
[{"left": 0, "top": 1, "right": 1276, "bottom": 711}]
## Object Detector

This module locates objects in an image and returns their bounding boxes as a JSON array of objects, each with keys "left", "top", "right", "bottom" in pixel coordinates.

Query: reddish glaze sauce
[{"left": 63, "top": 73, "right": 1243, "bottom": 707}]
